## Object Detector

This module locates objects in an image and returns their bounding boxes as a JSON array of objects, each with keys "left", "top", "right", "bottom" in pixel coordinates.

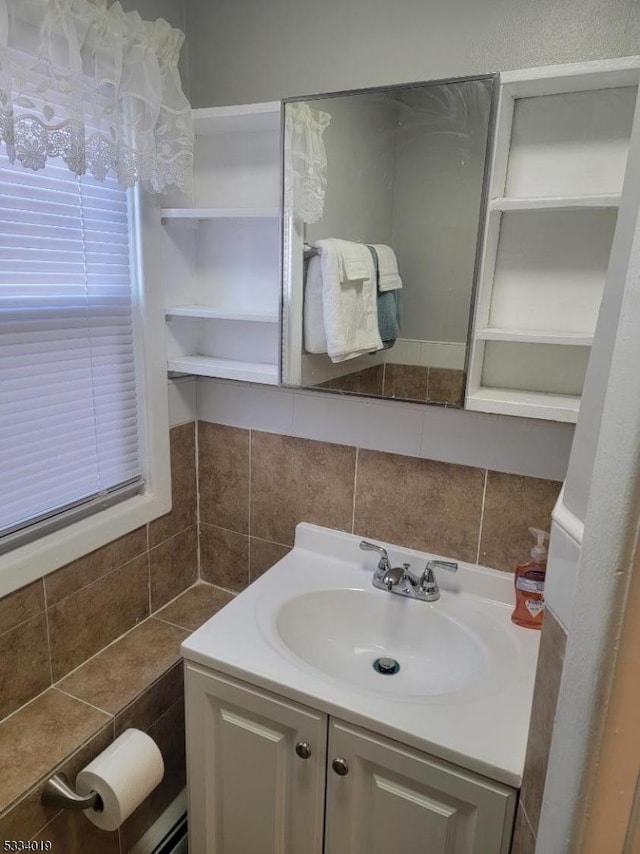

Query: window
[
  {"left": 0, "top": 150, "right": 145, "bottom": 551},
  {"left": 0, "top": 151, "right": 171, "bottom": 584}
]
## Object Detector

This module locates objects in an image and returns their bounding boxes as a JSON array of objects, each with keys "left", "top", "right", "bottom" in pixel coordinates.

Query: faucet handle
[
  {"left": 426, "top": 560, "right": 458, "bottom": 574},
  {"left": 359, "top": 540, "right": 391, "bottom": 572},
  {"left": 420, "top": 559, "right": 458, "bottom": 594}
]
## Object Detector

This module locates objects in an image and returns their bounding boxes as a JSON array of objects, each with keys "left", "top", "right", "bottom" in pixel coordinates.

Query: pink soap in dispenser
[{"left": 511, "top": 528, "right": 549, "bottom": 630}]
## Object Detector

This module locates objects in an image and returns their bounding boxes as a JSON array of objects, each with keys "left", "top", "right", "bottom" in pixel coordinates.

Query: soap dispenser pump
[{"left": 511, "top": 527, "right": 549, "bottom": 630}]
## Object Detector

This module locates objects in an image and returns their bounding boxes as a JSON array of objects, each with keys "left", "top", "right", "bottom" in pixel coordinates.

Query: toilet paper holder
[{"left": 41, "top": 773, "right": 103, "bottom": 812}]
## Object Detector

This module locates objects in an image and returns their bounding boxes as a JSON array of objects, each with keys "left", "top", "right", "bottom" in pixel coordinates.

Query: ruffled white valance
[
  {"left": 284, "top": 101, "right": 331, "bottom": 224},
  {"left": 0, "top": 0, "right": 193, "bottom": 193}
]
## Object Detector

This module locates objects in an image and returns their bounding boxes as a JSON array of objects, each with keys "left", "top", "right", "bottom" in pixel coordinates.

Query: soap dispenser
[{"left": 511, "top": 527, "right": 549, "bottom": 630}]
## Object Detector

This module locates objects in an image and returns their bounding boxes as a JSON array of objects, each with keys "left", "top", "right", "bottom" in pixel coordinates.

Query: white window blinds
[{"left": 0, "top": 151, "right": 143, "bottom": 548}]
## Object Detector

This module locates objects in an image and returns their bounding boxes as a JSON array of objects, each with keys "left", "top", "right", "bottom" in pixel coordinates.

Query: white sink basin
[
  {"left": 181, "top": 523, "right": 540, "bottom": 787},
  {"left": 275, "top": 588, "right": 487, "bottom": 697}
]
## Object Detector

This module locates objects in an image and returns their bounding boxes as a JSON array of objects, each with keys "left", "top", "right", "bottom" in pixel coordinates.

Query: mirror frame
[{"left": 280, "top": 72, "right": 499, "bottom": 408}]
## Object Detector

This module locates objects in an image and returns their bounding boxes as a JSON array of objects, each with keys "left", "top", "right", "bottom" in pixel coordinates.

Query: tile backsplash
[{"left": 196, "top": 420, "right": 562, "bottom": 592}]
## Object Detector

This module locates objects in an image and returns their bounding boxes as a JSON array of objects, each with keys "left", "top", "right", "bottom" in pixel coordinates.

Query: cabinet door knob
[
  {"left": 295, "top": 741, "right": 312, "bottom": 759},
  {"left": 332, "top": 757, "right": 349, "bottom": 776}
]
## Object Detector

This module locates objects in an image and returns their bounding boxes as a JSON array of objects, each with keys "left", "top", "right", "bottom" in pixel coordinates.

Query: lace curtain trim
[
  {"left": 0, "top": 0, "right": 193, "bottom": 193},
  {"left": 284, "top": 101, "right": 331, "bottom": 224}
]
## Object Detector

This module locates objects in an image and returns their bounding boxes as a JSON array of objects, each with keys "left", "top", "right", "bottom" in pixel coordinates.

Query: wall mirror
[{"left": 281, "top": 74, "right": 497, "bottom": 406}]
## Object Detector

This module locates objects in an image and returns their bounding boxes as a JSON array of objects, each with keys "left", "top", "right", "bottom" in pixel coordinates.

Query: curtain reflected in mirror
[{"left": 282, "top": 75, "right": 496, "bottom": 407}]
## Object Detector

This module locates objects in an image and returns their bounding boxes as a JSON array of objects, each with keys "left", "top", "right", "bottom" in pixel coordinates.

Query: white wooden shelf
[
  {"left": 193, "top": 102, "right": 281, "bottom": 135},
  {"left": 489, "top": 194, "right": 621, "bottom": 212},
  {"left": 161, "top": 207, "right": 280, "bottom": 221},
  {"left": 167, "top": 356, "right": 278, "bottom": 384},
  {"left": 161, "top": 99, "right": 281, "bottom": 385},
  {"left": 166, "top": 305, "right": 279, "bottom": 323},
  {"left": 466, "top": 387, "right": 580, "bottom": 422},
  {"left": 475, "top": 328, "right": 594, "bottom": 346},
  {"left": 466, "top": 60, "right": 640, "bottom": 421}
]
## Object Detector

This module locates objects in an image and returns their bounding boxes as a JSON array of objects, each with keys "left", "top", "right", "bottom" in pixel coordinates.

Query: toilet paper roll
[{"left": 76, "top": 728, "right": 165, "bottom": 831}]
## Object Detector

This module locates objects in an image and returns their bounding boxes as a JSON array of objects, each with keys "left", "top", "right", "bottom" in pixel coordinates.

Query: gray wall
[
  {"left": 391, "top": 80, "right": 491, "bottom": 342},
  {"left": 305, "top": 96, "right": 397, "bottom": 245},
  {"left": 185, "top": 0, "right": 640, "bottom": 108}
]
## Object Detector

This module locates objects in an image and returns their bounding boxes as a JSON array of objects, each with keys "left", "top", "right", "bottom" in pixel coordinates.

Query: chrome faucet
[
  {"left": 359, "top": 540, "right": 392, "bottom": 575},
  {"left": 419, "top": 560, "right": 459, "bottom": 601},
  {"left": 359, "top": 541, "right": 458, "bottom": 602}
]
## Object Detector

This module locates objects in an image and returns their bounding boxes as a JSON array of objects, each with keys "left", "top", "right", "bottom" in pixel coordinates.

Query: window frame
[{"left": 0, "top": 183, "right": 172, "bottom": 598}]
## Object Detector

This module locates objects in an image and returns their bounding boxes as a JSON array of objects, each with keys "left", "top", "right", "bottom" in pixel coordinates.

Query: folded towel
[
  {"left": 303, "top": 255, "right": 328, "bottom": 354},
  {"left": 367, "top": 245, "right": 400, "bottom": 349},
  {"left": 314, "top": 238, "right": 383, "bottom": 362},
  {"left": 377, "top": 289, "right": 400, "bottom": 349},
  {"left": 370, "top": 243, "right": 403, "bottom": 291},
  {"left": 339, "top": 240, "right": 370, "bottom": 281}
]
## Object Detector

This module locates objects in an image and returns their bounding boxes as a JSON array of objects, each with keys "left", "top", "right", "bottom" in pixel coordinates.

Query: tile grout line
[
  {"left": 29, "top": 809, "right": 63, "bottom": 843},
  {"left": 351, "top": 447, "right": 359, "bottom": 534},
  {"left": 152, "top": 578, "right": 203, "bottom": 616},
  {"left": 520, "top": 801, "right": 538, "bottom": 841},
  {"left": 199, "top": 519, "right": 292, "bottom": 551},
  {"left": 0, "top": 681, "right": 64, "bottom": 729},
  {"left": 149, "top": 523, "right": 197, "bottom": 554},
  {"left": 153, "top": 616, "right": 197, "bottom": 633},
  {"left": 49, "top": 611, "right": 163, "bottom": 688},
  {"left": 0, "top": 604, "right": 51, "bottom": 647},
  {"left": 55, "top": 687, "right": 115, "bottom": 720},
  {"left": 476, "top": 469, "right": 488, "bottom": 565},
  {"left": 194, "top": 419, "right": 202, "bottom": 581},
  {"left": 47, "top": 548, "right": 151, "bottom": 613},
  {"left": 145, "top": 522, "right": 152, "bottom": 623},
  {"left": 147, "top": 550, "right": 152, "bottom": 619},
  {"left": 42, "top": 578, "right": 55, "bottom": 688}
]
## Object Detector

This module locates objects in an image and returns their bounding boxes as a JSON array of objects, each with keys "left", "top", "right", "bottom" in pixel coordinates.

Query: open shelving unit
[
  {"left": 467, "top": 58, "right": 640, "bottom": 422},
  {"left": 160, "top": 207, "right": 280, "bottom": 221},
  {"left": 160, "top": 101, "right": 282, "bottom": 384}
]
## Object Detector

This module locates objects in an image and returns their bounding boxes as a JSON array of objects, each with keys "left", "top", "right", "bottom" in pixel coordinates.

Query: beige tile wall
[
  {"left": 197, "top": 421, "right": 561, "bottom": 590},
  {"left": 319, "top": 364, "right": 465, "bottom": 405},
  {"left": 0, "top": 423, "right": 198, "bottom": 722},
  {"left": 0, "top": 413, "right": 566, "bottom": 852},
  {"left": 519, "top": 608, "right": 568, "bottom": 844},
  {"left": 0, "top": 584, "right": 231, "bottom": 850}
]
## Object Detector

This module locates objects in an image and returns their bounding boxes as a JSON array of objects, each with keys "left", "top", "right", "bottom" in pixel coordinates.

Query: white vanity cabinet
[
  {"left": 185, "top": 664, "right": 327, "bottom": 854},
  {"left": 185, "top": 663, "right": 517, "bottom": 854},
  {"left": 467, "top": 56, "right": 640, "bottom": 422},
  {"left": 325, "top": 719, "right": 515, "bottom": 854},
  {"left": 161, "top": 102, "right": 282, "bottom": 384}
]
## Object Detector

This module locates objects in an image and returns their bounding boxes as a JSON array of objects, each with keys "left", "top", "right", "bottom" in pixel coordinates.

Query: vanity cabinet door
[
  {"left": 324, "top": 720, "right": 516, "bottom": 854},
  {"left": 185, "top": 663, "right": 327, "bottom": 854}
]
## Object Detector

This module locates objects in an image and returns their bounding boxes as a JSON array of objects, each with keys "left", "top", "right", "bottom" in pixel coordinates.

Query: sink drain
[{"left": 373, "top": 657, "right": 400, "bottom": 675}]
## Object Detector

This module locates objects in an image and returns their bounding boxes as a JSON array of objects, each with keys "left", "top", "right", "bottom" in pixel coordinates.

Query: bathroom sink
[
  {"left": 182, "top": 523, "right": 540, "bottom": 787},
  {"left": 275, "top": 588, "right": 487, "bottom": 697}
]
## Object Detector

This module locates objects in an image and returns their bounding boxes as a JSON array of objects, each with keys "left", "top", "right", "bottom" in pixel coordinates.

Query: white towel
[
  {"left": 314, "top": 238, "right": 383, "bottom": 363},
  {"left": 370, "top": 244, "right": 403, "bottom": 291},
  {"left": 339, "top": 241, "right": 369, "bottom": 282},
  {"left": 303, "top": 256, "right": 328, "bottom": 354}
]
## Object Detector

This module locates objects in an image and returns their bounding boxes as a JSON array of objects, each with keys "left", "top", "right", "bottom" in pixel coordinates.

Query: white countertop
[{"left": 181, "top": 524, "right": 540, "bottom": 788}]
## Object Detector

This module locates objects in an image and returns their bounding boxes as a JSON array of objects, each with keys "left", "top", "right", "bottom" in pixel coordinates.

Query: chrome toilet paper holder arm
[{"left": 41, "top": 773, "right": 103, "bottom": 812}]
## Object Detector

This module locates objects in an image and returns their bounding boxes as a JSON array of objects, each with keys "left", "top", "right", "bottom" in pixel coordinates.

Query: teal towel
[
  {"left": 377, "top": 289, "right": 400, "bottom": 349},
  {"left": 367, "top": 245, "right": 400, "bottom": 349}
]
